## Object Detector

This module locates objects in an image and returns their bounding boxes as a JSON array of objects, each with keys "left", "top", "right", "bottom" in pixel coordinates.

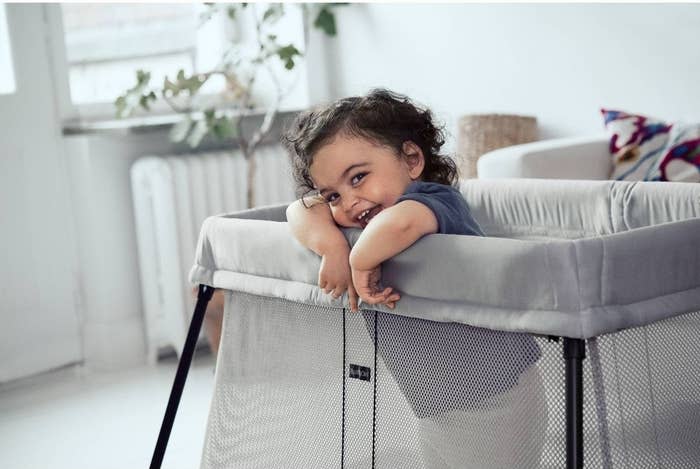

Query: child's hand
[
  {"left": 351, "top": 265, "right": 401, "bottom": 309},
  {"left": 319, "top": 249, "right": 359, "bottom": 312}
]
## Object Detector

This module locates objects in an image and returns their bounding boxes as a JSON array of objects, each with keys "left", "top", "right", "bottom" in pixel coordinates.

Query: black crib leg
[
  {"left": 150, "top": 284, "right": 214, "bottom": 469},
  {"left": 563, "top": 338, "right": 586, "bottom": 469}
]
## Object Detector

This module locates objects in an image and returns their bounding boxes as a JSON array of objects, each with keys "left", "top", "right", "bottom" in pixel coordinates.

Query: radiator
[{"left": 130, "top": 144, "right": 295, "bottom": 363}]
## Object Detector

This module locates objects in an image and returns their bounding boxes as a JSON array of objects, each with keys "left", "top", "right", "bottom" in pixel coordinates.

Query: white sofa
[{"left": 477, "top": 134, "right": 611, "bottom": 180}]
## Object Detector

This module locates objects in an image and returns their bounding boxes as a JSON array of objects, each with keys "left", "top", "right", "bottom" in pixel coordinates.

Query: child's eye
[
  {"left": 325, "top": 193, "right": 340, "bottom": 205},
  {"left": 351, "top": 172, "right": 367, "bottom": 185}
]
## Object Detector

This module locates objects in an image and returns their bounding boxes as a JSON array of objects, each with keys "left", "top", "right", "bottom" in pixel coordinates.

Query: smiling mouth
[{"left": 357, "top": 206, "right": 382, "bottom": 228}]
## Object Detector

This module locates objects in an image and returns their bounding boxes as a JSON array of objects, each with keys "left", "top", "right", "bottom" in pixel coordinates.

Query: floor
[{"left": 0, "top": 352, "right": 215, "bottom": 469}]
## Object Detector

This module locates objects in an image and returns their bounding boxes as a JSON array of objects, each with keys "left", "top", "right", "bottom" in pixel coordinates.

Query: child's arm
[
  {"left": 349, "top": 200, "right": 438, "bottom": 306},
  {"left": 286, "top": 199, "right": 359, "bottom": 311}
]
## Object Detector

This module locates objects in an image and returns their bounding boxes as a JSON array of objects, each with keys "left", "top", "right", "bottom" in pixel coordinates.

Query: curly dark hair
[{"left": 282, "top": 88, "right": 458, "bottom": 197}]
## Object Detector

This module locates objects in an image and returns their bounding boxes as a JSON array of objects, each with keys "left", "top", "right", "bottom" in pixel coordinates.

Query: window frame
[
  {"left": 50, "top": 4, "right": 231, "bottom": 123},
  {"left": 48, "top": 3, "right": 310, "bottom": 130}
]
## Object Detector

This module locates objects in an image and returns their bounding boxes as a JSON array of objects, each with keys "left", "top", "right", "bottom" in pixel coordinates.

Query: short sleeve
[{"left": 397, "top": 182, "right": 484, "bottom": 236}]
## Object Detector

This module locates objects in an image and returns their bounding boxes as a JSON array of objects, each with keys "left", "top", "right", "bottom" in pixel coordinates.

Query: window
[
  {"left": 0, "top": 4, "right": 16, "bottom": 95},
  {"left": 59, "top": 3, "right": 309, "bottom": 121},
  {"left": 61, "top": 3, "right": 198, "bottom": 107}
]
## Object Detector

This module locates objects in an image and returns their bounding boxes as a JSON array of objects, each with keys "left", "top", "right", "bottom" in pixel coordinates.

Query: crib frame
[
  {"left": 150, "top": 288, "right": 591, "bottom": 469},
  {"left": 151, "top": 179, "right": 700, "bottom": 469}
]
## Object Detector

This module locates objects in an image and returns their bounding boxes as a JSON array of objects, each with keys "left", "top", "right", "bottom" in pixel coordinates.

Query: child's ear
[{"left": 401, "top": 141, "right": 425, "bottom": 180}]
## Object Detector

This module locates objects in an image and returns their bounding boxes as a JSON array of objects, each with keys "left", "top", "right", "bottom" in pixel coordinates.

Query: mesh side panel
[
  {"left": 368, "top": 311, "right": 547, "bottom": 469},
  {"left": 644, "top": 312, "right": 700, "bottom": 467},
  {"left": 534, "top": 311, "right": 700, "bottom": 469},
  {"left": 585, "top": 310, "right": 700, "bottom": 469},
  {"left": 201, "top": 292, "right": 344, "bottom": 469},
  {"left": 202, "top": 292, "right": 700, "bottom": 469}
]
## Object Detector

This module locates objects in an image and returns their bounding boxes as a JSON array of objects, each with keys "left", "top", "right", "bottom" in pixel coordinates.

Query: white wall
[
  {"left": 311, "top": 3, "right": 700, "bottom": 147},
  {"left": 62, "top": 132, "right": 177, "bottom": 372}
]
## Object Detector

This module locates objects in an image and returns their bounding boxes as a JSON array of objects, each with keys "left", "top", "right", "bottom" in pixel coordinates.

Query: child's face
[{"left": 310, "top": 135, "right": 424, "bottom": 228}]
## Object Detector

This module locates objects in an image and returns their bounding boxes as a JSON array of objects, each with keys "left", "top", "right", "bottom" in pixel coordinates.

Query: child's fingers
[
  {"left": 386, "top": 292, "right": 401, "bottom": 303},
  {"left": 348, "top": 285, "right": 359, "bottom": 312},
  {"left": 319, "top": 281, "right": 334, "bottom": 296},
  {"left": 358, "top": 291, "right": 383, "bottom": 305},
  {"left": 378, "top": 290, "right": 399, "bottom": 309},
  {"left": 376, "top": 288, "right": 400, "bottom": 309},
  {"left": 379, "top": 287, "right": 401, "bottom": 301},
  {"left": 356, "top": 287, "right": 401, "bottom": 309},
  {"left": 370, "top": 290, "right": 396, "bottom": 304}
]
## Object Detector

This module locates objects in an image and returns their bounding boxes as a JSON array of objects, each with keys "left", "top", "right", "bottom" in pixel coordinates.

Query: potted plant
[{"left": 115, "top": 3, "right": 344, "bottom": 208}]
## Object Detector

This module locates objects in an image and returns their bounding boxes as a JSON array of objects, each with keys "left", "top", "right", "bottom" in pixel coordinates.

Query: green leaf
[
  {"left": 211, "top": 117, "right": 237, "bottom": 140},
  {"left": 138, "top": 91, "right": 157, "bottom": 111},
  {"left": 135, "top": 70, "right": 150, "bottom": 84},
  {"left": 277, "top": 44, "right": 301, "bottom": 70},
  {"left": 163, "top": 70, "right": 206, "bottom": 97},
  {"left": 114, "top": 70, "right": 153, "bottom": 118},
  {"left": 203, "top": 108, "right": 216, "bottom": 122},
  {"left": 163, "top": 78, "right": 179, "bottom": 97},
  {"left": 114, "top": 96, "right": 127, "bottom": 118},
  {"left": 262, "top": 5, "right": 280, "bottom": 23},
  {"left": 227, "top": 6, "right": 237, "bottom": 20},
  {"left": 313, "top": 7, "right": 336, "bottom": 36},
  {"left": 169, "top": 116, "right": 193, "bottom": 143}
]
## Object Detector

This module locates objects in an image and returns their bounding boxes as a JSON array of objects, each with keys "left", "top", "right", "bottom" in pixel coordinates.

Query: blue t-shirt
[{"left": 396, "top": 181, "right": 484, "bottom": 236}]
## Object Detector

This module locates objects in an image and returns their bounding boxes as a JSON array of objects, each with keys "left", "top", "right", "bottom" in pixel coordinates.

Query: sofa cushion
[
  {"left": 601, "top": 108, "right": 673, "bottom": 181},
  {"left": 651, "top": 122, "right": 700, "bottom": 182}
]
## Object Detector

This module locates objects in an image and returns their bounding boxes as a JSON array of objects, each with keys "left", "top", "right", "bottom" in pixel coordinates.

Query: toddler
[{"left": 283, "top": 89, "right": 546, "bottom": 468}]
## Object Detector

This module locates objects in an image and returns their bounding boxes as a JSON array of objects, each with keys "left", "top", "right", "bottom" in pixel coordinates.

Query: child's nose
[{"left": 342, "top": 194, "right": 359, "bottom": 213}]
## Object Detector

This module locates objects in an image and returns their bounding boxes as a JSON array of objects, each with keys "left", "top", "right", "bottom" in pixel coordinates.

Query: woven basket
[{"left": 457, "top": 114, "right": 538, "bottom": 178}]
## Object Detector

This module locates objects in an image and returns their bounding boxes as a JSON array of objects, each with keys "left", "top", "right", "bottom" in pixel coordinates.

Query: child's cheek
[{"left": 330, "top": 209, "right": 352, "bottom": 228}]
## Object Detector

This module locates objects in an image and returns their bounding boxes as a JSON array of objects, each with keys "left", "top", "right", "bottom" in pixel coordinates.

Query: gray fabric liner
[{"left": 190, "top": 179, "right": 700, "bottom": 339}]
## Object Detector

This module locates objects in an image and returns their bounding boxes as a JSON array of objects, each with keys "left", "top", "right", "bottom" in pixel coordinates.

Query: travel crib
[{"left": 160, "top": 179, "right": 700, "bottom": 469}]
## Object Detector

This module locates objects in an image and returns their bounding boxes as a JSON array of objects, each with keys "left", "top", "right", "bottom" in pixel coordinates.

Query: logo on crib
[{"left": 348, "top": 364, "right": 372, "bottom": 381}]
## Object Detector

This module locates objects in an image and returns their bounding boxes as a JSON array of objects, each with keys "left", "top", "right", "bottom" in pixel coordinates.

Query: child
[{"left": 283, "top": 89, "right": 547, "bottom": 468}]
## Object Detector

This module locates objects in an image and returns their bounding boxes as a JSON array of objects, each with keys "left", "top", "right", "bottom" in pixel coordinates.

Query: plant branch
[{"left": 115, "top": 3, "right": 345, "bottom": 208}]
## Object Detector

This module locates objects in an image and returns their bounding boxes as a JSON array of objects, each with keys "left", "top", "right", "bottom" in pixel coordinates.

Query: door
[{"left": 0, "top": 4, "right": 82, "bottom": 382}]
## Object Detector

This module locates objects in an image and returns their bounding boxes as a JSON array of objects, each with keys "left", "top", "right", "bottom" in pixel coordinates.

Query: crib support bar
[
  {"left": 564, "top": 338, "right": 586, "bottom": 469},
  {"left": 150, "top": 284, "right": 214, "bottom": 469}
]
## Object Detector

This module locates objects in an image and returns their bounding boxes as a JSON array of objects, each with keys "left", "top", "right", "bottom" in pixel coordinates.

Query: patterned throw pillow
[
  {"left": 601, "top": 109, "right": 673, "bottom": 180},
  {"left": 650, "top": 123, "right": 700, "bottom": 182}
]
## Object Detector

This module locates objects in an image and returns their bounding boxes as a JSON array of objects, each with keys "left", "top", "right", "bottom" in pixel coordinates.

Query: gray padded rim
[{"left": 190, "top": 180, "right": 700, "bottom": 339}]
